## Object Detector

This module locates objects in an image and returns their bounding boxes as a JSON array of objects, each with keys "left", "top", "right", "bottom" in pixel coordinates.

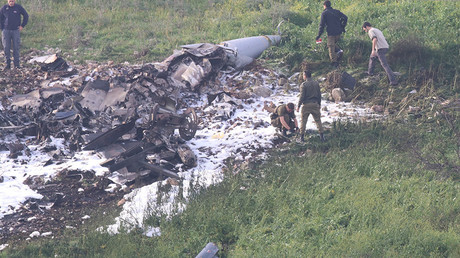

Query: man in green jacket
[
  {"left": 271, "top": 102, "right": 298, "bottom": 137},
  {"left": 297, "top": 70, "right": 325, "bottom": 142}
]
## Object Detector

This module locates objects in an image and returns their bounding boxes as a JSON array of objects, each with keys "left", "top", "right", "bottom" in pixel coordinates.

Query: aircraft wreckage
[{"left": 0, "top": 33, "right": 282, "bottom": 185}]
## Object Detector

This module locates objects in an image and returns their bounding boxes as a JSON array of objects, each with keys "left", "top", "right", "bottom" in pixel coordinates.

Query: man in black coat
[
  {"left": 316, "top": 0, "right": 347, "bottom": 68},
  {"left": 0, "top": 0, "right": 28, "bottom": 69}
]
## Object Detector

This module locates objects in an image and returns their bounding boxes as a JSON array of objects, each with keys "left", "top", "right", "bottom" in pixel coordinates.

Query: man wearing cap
[
  {"left": 315, "top": 0, "right": 347, "bottom": 68},
  {"left": 0, "top": 0, "right": 28, "bottom": 70},
  {"left": 362, "top": 21, "right": 398, "bottom": 86}
]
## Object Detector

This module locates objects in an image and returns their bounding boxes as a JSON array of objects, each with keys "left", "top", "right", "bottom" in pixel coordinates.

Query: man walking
[
  {"left": 316, "top": 0, "right": 347, "bottom": 68},
  {"left": 297, "top": 70, "right": 324, "bottom": 142},
  {"left": 362, "top": 22, "right": 398, "bottom": 86},
  {"left": 0, "top": 0, "right": 28, "bottom": 70},
  {"left": 270, "top": 102, "right": 299, "bottom": 137}
]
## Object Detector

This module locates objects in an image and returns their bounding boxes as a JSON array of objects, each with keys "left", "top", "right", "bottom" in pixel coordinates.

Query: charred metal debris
[{"left": 0, "top": 35, "right": 282, "bottom": 185}]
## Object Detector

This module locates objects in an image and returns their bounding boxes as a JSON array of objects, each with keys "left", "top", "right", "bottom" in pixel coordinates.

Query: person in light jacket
[{"left": 362, "top": 21, "right": 398, "bottom": 86}]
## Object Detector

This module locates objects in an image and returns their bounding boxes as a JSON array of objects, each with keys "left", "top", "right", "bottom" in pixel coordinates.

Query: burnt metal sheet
[
  {"left": 30, "top": 54, "right": 70, "bottom": 72},
  {"left": 79, "top": 79, "right": 110, "bottom": 112},
  {"left": 10, "top": 89, "right": 41, "bottom": 109},
  {"left": 54, "top": 110, "right": 77, "bottom": 120},
  {"left": 180, "top": 42, "right": 226, "bottom": 72},
  {"left": 173, "top": 60, "right": 210, "bottom": 90},
  {"left": 106, "top": 144, "right": 179, "bottom": 179},
  {"left": 84, "top": 119, "right": 136, "bottom": 150},
  {"left": 101, "top": 86, "right": 129, "bottom": 108},
  {"left": 196, "top": 242, "right": 219, "bottom": 258},
  {"left": 40, "top": 86, "right": 65, "bottom": 99},
  {"left": 98, "top": 141, "right": 143, "bottom": 161},
  {"left": 181, "top": 43, "right": 222, "bottom": 57}
]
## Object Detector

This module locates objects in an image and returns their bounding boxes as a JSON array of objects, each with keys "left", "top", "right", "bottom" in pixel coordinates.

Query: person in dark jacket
[
  {"left": 296, "top": 70, "right": 324, "bottom": 142},
  {"left": 315, "top": 0, "right": 347, "bottom": 68},
  {"left": 0, "top": 0, "right": 28, "bottom": 70}
]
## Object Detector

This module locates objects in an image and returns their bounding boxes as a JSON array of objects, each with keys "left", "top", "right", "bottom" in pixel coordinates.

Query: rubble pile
[
  {"left": 0, "top": 43, "right": 293, "bottom": 241},
  {"left": 0, "top": 45, "right": 234, "bottom": 182},
  {"left": 0, "top": 37, "right": 374, "bottom": 243}
]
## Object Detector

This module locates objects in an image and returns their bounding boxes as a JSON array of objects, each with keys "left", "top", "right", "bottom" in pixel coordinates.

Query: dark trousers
[
  {"left": 368, "top": 48, "right": 397, "bottom": 84},
  {"left": 2, "top": 29, "right": 21, "bottom": 67}
]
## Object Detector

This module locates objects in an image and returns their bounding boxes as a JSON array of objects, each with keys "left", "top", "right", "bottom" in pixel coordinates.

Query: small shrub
[
  {"left": 286, "top": 11, "right": 312, "bottom": 27},
  {"left": 389, "top": 35, "right": 427, "bottom": 65},
  {"left": 344, "top": 39, "right": 368, "bottom": 66}
]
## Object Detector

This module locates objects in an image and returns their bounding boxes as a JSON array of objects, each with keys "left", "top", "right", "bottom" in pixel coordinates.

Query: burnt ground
[
  {"left": 0, "top": 169, "right": 129, "bottom": 246},
  {"left": 0, "top": 49, "right": 294, "bottom": 248},
  {"left": 0, "top": 140, "right": 290, "bottom": 248}
]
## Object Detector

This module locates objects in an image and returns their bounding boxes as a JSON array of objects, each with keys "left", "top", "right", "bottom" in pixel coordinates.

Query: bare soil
[{"left": 0, "top": 169, "right": 127, "bottom": 245}]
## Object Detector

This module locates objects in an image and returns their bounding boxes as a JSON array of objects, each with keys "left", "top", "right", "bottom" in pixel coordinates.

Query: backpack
[
  {"left": 340, "top": 14, "right": 347, "bottom": 33},
  {"left": 270, "top": 106, "right": 280, "bottom": 120},
  {"left": 332, "top": 9, "right": 348, "bottom": 33},
  {"left": 338, "top": 12, "right": 347, "bottom": 33}
]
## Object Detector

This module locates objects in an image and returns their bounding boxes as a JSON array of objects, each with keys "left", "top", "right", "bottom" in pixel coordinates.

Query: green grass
[
  {"left": 18, "top": 0, "right": 460, "bottom": 99},
  {"left": 21, "top": 1, "right": 459, "bottom": 70},
  {"left": 4, "top": 118, "right": 459, "bottom": 257}
]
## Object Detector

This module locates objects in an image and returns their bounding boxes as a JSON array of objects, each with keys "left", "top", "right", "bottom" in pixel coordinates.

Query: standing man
[
  {"left": 297, "top": 70, "right": 324, "bottom": 142},
  {"left": 315, "top": 0, "right": 347, "bottom": 68},
  {"left": 270, "top": 102, "right": 299, "bottom": 137},
  {"left": 362, "top": 22, "right": 398, "bottom": 86},
  {"left": 0, "top": 0, "right": 28, "bottom": 70}
]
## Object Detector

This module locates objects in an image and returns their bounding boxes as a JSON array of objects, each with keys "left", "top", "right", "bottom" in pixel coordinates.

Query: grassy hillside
[
  {"left": 6, "top": 118, "right": 459, "bottom": 257},
  {"left": 22, "top": 0, "right": 460, "bottom": 99},
  {"left": 23, "top": 1, "right": 459, "bottom": 70},
  {"left": 2, "top": 0, "right": 459, "bottom": 256}
]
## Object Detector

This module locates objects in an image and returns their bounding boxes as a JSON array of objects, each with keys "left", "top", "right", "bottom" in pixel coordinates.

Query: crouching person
[
  {"left": 271, "top": 102, "right": 299, "bottom": 137},
  {"left": 297, "top": 70, "right": 325, "bottom": 142}
]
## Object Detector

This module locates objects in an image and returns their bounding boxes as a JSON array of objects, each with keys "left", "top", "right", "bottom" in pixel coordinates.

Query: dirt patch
[{"left": 0, "top": 169, "right": 127, "bottom": 245}]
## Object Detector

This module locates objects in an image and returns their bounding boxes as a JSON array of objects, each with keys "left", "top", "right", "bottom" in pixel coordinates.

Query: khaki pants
[
  {"left": 300, "top": 103, "right": 323, "bottom": 134},
  {"left": 327, "top": 35, "right": 341, "bottom": 62}
]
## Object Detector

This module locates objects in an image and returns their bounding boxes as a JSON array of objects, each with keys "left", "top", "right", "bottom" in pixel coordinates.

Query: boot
[
  {"left": 4, "top": 63, "right": 10, "bottom": 70},
  {"left": 336, "top": 49, "right": 343, "bottom": 61},
  {"left": 320, "top": 133, "right": 325, "bottom": 142}
]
